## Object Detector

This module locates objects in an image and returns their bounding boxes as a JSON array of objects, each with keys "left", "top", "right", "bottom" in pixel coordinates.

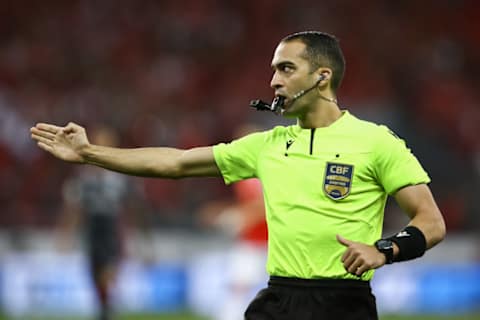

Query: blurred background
[{"left": 0, "top": 0, "right": 479, "bottom": 319}]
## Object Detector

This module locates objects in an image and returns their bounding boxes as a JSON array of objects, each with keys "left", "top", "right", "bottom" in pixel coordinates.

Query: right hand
[
  {"left": 30, "top": 122, "right": 90, "bottom": 163},
  {"left": 337, "top": 234, "right": 387, "bottom": 276}
]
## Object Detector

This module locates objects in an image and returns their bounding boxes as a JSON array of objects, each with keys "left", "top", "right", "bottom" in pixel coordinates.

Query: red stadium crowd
[{"left": 0, "top": 0, "right": 478, "bottom": 232}]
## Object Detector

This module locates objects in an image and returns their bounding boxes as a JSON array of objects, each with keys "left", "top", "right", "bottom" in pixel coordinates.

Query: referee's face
[{"left": 270, "top": 40, "right": 318, "bottom": 117}]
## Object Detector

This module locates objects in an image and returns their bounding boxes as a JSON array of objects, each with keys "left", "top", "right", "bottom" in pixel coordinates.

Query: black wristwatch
[{"left": 374, "top": 239, "right": 394, "bottom": 264}]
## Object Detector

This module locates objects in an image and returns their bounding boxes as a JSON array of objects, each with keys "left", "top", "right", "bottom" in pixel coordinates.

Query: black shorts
[
  {"left": 85, "top": 215, "right": 121, "bottom": 271},
  {"left": 244, "top": 276, "right": 378, "bottom": 320}
]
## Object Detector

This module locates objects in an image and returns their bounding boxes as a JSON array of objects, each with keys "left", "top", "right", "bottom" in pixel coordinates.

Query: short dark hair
[{"left": 281, "top": 31, "right": 346, "bottom": 93}]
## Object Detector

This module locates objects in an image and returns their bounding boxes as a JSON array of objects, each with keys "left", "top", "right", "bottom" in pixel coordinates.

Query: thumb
[
  {"left": 336, "top": 234, "right": 354, "bottom": 247},
  {"left": 63, "top": 122, "right": 82, "bottom": 135}
]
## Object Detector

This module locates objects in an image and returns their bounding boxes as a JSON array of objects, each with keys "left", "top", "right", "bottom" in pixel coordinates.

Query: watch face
[
  {"left": 375, "top": 239, "right": 394, "bottom": 264},
  {"left": 377, "top": 239, "right": 393, "bottom": 250}
]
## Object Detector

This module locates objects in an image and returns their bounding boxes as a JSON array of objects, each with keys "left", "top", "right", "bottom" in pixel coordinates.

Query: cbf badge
[{"left": 323, "top": 162, "right": 354, "bottom": 200}]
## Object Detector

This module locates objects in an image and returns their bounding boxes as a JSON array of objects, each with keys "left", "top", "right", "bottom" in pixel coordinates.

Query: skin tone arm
[
  {"left": 30, "top": 122, "right": 221, "bottom": 178},
  {"left": 337, "top": 183, "right": 446, "bottom": 276},
  {"left": 31, "top": 122, "right": 447, "bottom": 276}
]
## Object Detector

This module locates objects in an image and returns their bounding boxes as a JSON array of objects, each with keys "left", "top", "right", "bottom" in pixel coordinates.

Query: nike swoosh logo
[{"left": 396, "top": 231, "right": 410, "bottom": 238}]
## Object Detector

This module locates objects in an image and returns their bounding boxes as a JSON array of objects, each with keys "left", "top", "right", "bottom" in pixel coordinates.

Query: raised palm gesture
[{"left": 30, "top": 122, "right": 90, "bottom": 163}]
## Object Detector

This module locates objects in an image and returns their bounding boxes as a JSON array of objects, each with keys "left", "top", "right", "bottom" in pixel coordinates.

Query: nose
[{"left": 270, "top": 71, "right": 283, "bottom": 90}]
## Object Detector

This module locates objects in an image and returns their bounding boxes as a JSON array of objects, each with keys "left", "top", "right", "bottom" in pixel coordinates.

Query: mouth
[
  {"left": 272, "top": 95, "right": 287, "bottom": 111},
  {"left": 282, "top": 97, "right": 291, "bottom": 108}
]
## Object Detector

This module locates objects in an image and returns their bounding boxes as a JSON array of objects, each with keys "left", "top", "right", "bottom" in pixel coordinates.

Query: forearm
[
  {"left": 81, "top": 144, "right": 220, "bottom": 178},
  {"left": 407, "top": 209, "right": 446, "bottom": 249},
  {"left": 394, "top": 184, "right": 446, "bottom": 250},
  {"left": 30, "top": 122, "right": 219, "bottom": 177},
  {"left": 82, "top": 144, "right": 184, "bottom": 178}
]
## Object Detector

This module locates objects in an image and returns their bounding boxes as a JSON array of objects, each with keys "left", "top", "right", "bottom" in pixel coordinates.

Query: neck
[{"left": 297, "top": 103, "right": 342, "bottom": 128}]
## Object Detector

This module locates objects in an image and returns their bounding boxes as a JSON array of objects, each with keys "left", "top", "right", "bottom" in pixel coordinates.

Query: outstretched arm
[{"left": 30, "top": 122, "right": 221, "bottom": 178}]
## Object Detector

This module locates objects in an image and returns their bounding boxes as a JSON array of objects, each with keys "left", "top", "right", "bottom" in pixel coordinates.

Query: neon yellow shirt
[{"left": 213, "top": 111, "right": 430, "bottom": 280}]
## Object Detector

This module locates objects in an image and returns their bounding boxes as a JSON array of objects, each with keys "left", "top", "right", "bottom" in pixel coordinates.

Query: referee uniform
[{"left": 213, "top": 111, "right": 430, "bottom": 319}]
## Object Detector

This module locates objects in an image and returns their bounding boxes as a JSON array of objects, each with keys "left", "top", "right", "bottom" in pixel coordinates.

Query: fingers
[
  {"left": 355, "top": 264, "right": 370, "bottom": 276},
  {"left": 63, "top": 122, "right": 82, "bottom": 134},
  {"left": 30, "top": 127, "right": 56, "bottom": 140},
  {"left": 30, "top": 124, "right": 59, "bottom": 148},
  {"left": 346, "top": 257, "right": 366, "bottom": 276},
  {"left": 337, "top": 235, "right": 375, "bottom": 276},
  {"left": 336, "top": 234, "right": 353, "bottom": 247},
  {"left": 33, "top": 123, "right": 63, "bottom": 134},
  {"left": 338, "top": 234, "right": 354, "bottom": 266},
  {"left": 31, "top": 132, "right": 53, "bottom": 146},
  {"left": 30, "top": 122, "right": 83, "bottom": 141},
  {"left": 343, "top": 254, "right": 368, "bottom": 276},
  {"left": 342, "top": 249, "right": 354, "bottom": 265},
  {"left": 30, "top": 123, "right": 64, "bottom": 147},
  {"left": 30, "top": 121, "right": 86, "bottom": 163},
  {"left": 341, "top": 249, "right": 362, "bottom": 276}
]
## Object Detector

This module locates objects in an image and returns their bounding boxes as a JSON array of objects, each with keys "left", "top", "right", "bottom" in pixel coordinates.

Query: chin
[{"left": 281, "top": 107, "right": 298, "bottom": 118}]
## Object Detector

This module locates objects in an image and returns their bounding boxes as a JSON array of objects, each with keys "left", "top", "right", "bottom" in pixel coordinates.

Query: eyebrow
[{"left": 271, "top": 60, "right": 295, "bottom": 70}]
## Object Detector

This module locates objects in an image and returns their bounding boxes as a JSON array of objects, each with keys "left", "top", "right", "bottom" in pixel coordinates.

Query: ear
[{"left": 315, "top": 68, "right": 333, "bottom": 82}]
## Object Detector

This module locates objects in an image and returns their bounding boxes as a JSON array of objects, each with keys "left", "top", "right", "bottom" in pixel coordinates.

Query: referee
[{"left": 31, "top": 31, "right": 446, "bottom": 319}]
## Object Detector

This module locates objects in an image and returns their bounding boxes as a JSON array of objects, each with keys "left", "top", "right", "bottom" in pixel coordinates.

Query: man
[{"left": 30, "top": 31, "right": 446, "bottom": 319}]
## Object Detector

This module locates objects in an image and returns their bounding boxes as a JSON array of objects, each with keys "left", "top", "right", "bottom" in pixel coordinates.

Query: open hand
[
  {"left": 336, "top": 234, "right": 386, "bottom": 276},
  {"left": 30, "top": 122, "right": 89, "bottom": 163}
]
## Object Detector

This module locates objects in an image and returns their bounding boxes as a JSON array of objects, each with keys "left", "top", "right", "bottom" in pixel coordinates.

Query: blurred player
[
  {"left": 31, "top": 31, "right": 446, "bottom": 319},
  {"left": 59, "top": 126, "right": 130, "bottom": 320},
  {"left": 200, "top": 177, "right": 267, "bottom": 320},
  {"left": 198, "top": 124, "right": 267, "bottom": 320}
]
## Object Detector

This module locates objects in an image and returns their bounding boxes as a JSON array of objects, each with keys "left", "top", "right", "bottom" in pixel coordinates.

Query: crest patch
[{"left": 323, "top": 162, "right": 354, "bottom": 200}]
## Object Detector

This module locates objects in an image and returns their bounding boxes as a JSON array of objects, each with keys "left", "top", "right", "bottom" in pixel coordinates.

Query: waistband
[{"left": 269, "top": 276, "right": 371, "bottom": 289}]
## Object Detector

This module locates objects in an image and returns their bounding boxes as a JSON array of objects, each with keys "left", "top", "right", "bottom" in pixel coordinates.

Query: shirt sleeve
[
  {"left": 213, "top": 131, "right": 266, "bottom": 185},
  {"left": 373, "top": 126, "right": 431, "bottom": 195}
]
